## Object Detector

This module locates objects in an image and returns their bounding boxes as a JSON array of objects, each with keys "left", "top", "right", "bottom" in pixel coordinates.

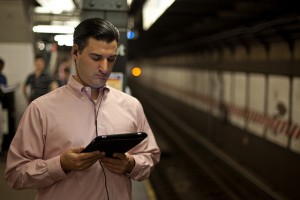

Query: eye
[
  {"left": 107, "top": 56, "right": 117, "bottom": 62},
  {"left": 91, "top": 54, "right": 101, "bottom": 61}
]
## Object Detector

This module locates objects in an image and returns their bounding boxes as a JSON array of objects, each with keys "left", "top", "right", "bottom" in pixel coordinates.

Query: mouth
[{"left": 95, "top": 74, "right": 108, "bottom": 79}]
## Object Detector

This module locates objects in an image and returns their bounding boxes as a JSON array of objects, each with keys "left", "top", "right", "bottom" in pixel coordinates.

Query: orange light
[{"left": 132, "top": 67, "right": 141, "bottom": 77}]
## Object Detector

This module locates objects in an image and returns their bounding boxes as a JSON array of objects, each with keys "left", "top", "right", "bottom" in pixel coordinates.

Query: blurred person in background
[
  {"left": 0, "top": 58, "right": 7, "bottom": 87},
  {"left": 50, "top": 66, "right": 71, "bottom": 90},
  {"left": 0, "top": 57, "right": 7, "bottom": 144},
  {"left": 57, "top": 57, "right": 72, "bottom": 82},
  {"left": 23, "top": 55, "right": 52, "bottom": 104}
]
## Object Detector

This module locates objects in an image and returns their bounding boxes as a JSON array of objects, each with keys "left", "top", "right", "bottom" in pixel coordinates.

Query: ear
[{"left": 71, "top": 44, "right": 79, "bottom": 61}]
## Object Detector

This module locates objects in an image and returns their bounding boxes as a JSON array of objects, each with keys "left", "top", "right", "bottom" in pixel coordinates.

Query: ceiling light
[
  {"left": 54, "top": 35, "right": 73, "bottom": 46},
  {"left": 35, "top": 0, "right": 75, "bottom": 14},
  {"left": 143, "top": 0, "right": 175, "bottom": 30},
  {"left": 127, "top": 0, "right": 133, "bottom": 7},
  {"left": 32, "top": 25, "right": 74, "bottom": 34},
  {"left": 51, "top": 20, "right": 80, "bottom": 27}
]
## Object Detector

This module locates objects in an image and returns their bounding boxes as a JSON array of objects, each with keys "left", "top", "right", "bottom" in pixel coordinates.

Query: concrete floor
[{"left": 0, "top": 152, "right": 153, "bottom": 200}]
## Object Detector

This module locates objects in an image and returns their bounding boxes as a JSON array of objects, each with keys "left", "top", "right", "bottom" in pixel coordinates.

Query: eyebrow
[{"left": 90, "top": 53, "right": 117, "bottom": 57}]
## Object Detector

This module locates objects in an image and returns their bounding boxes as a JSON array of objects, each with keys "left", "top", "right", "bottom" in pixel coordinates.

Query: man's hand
[
  {"left": 60, "top": 147, "right": 105, "bottom": 173},
  {"left": 101, "top": 153, "right": 135, "bottom": 174}
]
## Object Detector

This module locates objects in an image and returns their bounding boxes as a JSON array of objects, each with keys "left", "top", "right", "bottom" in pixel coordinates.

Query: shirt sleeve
[
  {"left": 127, "top": 100, "right": 161, "bottom": 181},
  {"left": 3, "top": 75, "right": 7, "bottom": 86},
  {"left": 4, "top": 102, "right": 67, "bottom": 189},
  {"left": 24, "top": 74, "right": 31, "bottom": 86}
]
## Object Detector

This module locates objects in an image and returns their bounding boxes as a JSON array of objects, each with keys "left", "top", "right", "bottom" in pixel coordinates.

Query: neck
[
  {"left": 35, "top": 71, "right": 42, "bottom": 77},
  {"left": 91, "top": 88, "right": 99, "bottom": 100},
  {"left": 74, "top": 75, "right": 101, "bottom": 100}
]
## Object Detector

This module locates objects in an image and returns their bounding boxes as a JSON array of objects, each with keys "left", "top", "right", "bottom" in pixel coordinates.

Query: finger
[
  {"left": 103, "top": 158, "right": 128, "bottom": 168},
  {"left": 70, "top": 146, "right": 85, "bottom": 153},
  {"left": 77, "top": 156, "right": 103, "bottom": 170},
  {"left": 102, "top": 162, "right": 124, "bottom": 173},
  {"left": 102, "top": 157, "right": 121, "bottom": 165},
  {"left": 112, "top": 153, "right": 126, "bottom": 159},
  {"left": 104, "top": 167, "right": 122, "bottom": 174},
  {"left": 80, "top": 155, "right": 104, "bottom": 165},
  {"left": 80, "top": 151, "right": 104, "bottom": 160}
]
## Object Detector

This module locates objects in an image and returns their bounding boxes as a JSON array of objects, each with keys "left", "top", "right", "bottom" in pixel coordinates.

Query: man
[
  {"left": 5, "top": 18, "right": 160, "bottom": 200},
  {"left": 23, "top": 55, "right": 52, "bottom": 103}
]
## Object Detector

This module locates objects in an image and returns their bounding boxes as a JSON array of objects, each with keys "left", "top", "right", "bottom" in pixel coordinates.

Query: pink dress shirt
[{"left": 5, "top": 76, "right": 160, "bottom": 200}]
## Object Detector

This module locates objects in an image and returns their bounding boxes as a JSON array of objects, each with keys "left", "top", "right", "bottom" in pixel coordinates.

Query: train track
[{"left": 129, "top": 81, "right": 288, "bottom": 200}]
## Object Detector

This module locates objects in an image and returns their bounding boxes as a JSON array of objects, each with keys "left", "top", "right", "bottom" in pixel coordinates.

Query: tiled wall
[{"left": 134, "top": 40, "right": 300, "bottom": 154}]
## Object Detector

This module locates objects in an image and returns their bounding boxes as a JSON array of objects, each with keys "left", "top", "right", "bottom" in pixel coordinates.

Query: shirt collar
[{"left": 67, "top": 75, "right": 110, "bottom": 100}]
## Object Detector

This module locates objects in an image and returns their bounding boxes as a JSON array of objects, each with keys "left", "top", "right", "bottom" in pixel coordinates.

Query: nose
[{"left": 99, "top": 59, "right": 109, "bottom": 74}]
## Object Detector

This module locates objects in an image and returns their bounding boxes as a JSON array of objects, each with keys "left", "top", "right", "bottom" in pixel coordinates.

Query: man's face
[
  {"left": 35, "top": 58, "right": 45, "bottom": 73},
  {"left": 73, "top": 37, "right": 118, "bottom": 88}
]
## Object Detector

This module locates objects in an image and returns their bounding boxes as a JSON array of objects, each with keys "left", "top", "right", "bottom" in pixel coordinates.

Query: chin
[{"left": 93, "top": 82, "right": 106, "bottom": 88}]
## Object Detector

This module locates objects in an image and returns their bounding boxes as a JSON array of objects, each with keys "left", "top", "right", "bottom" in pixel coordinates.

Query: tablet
[{"left": 82, "top": 132, "right": 147, "bottom": 157}]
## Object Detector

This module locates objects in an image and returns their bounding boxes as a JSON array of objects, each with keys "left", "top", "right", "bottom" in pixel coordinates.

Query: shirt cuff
[
  {"left": 128, "top": 155, "right": 145, "bottom": 179},
  {"left": 46, "top": 156, "right": 68, "bottom": 181}
]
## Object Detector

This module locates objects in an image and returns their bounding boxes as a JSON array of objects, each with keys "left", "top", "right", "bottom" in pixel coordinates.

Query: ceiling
[
  {"left": 128, "top": 0, "right": 300, "bottom": 60},
  {"left": 0, "top": 0, "right": 300, "bottom": 61},
  {"left": 0, "top": 0, "right": 32, "bottom": 43}
]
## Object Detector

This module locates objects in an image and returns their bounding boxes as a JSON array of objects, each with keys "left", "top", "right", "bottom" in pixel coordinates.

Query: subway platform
[{"left": 0, "top": 151, "right": 156, "bottom": 200}]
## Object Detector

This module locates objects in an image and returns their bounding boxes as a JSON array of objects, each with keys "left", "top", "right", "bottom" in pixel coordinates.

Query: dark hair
[
  {"left": 73, "top": 18, "right": 120, "bottom": 52},
  {"left": 0, "top": 58, "right": 4, "bottom": 67},
  {"left": 35, "top": 55, "right": 45, "bottom": 60}
]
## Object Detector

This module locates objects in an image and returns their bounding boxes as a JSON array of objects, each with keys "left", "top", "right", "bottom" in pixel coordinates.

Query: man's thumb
[{"left": 70, "top": 146, "right": 85, "bottom": 153}]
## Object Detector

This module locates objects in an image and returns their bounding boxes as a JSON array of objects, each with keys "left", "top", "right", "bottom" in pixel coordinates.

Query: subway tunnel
[{"left": 0, "top": 0, "right": 300, "bottom": 199}]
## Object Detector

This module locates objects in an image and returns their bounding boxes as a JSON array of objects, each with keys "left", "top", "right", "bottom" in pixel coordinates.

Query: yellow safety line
[{"left": 143, "top": 179, "right": 157, "bottom": 200}]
